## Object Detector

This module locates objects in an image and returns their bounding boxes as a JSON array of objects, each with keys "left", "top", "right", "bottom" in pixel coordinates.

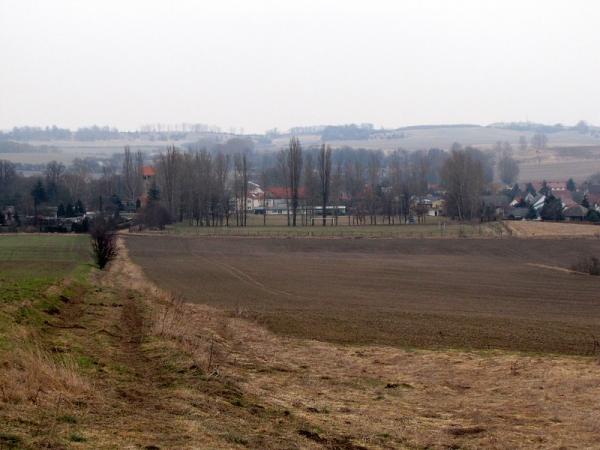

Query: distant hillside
[{"left": 0, "top": 140, "right": 56, "bottom": 153}]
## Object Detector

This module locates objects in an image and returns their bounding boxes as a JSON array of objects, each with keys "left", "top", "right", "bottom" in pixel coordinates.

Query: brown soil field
[{"left": 125, "top": 236, "right": 600, "bottom": 355}]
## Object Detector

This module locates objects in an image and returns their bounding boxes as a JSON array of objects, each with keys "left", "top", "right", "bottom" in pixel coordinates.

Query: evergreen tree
[
  {"left": 526, "top": 205, "right": 538, "bottom": 220},
  {"left": 75, "top": 199, "right": 85, "bottom": 214},
  {"left": 31, "top": 179, "right": 48, "bottom": 225},
  {"left": 110, "top": 194, "right": 123, "bottom": 211},
  {"left": 586, "top": 210, "right": 600, "bottom": 223},
  {"left": 566, "top": 178, "right": 576, "bottom": 192},
  {"left": 148, "top": 182, "right": 160, "bottom": 201},
  {"left": 540, "top": 195, "right": 564, "bottom": 221},
  {"left": 582, "top": 196, "right": 590, "bottom": 208},
  {"left": 525, "top": 182, "right": 536, "bottom": 195}
]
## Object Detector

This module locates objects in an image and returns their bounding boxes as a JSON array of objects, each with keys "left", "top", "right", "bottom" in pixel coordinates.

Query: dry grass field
[
  {"left": 126, "top": 235, "right": 600, "bottom": 355},
  {"left": 505, "top": 220, "right": 600, "bottom": 238},
  {"left": 170, "top": 219, "right": 506, "bottom": 239},
  {"left": 518, "top": 158, "right": 600, "bottom": 181}
]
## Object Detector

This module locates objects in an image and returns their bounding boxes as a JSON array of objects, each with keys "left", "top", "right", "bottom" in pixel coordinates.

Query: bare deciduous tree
[
  {"left": 44, "top": 160, "right": 65, "bottom": 200},
  {"left": 122, "top": 146, "right": 136, "bottom": 206},
  {"left": 367, "top": 151, "right": 382, "bottom": 224},
  {"left": 286, "top": 137, "right": 303, "bottom": 226},
  {"left": 303, "top": 152, "right": 319, "bottom": 225},
  {"left": 531, "top": 133, "right": 548, "bottom": 150},
  {"left": 441, "top": 150, "right": 484, "bottom": 221},
  {"left": 518, "top": 135, "right": 528, "bottom": 152},
  {"left": 156, "top": 145, "right": 180, "bottom": 218},
  {"left": 135, "top": 150, "right": 144, "bottom": 202},
  {"left": 318, "top": 144, "right": 332, "bottom": 226},
  {"left": 234, "top": 153, "right": 249, "bottom": 226},
  {"left": 498, "top": 154, "right": 520, "bottom": 185}
]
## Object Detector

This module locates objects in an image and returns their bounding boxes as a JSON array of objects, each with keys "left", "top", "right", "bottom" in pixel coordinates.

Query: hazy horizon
[{"left": 2, "top": 0, "right": 599, "bottom": 134}]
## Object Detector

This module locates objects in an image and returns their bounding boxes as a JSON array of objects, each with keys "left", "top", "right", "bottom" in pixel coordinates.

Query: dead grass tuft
[{"left": 0, "top": 346, "right": 90, "bottom": 406}]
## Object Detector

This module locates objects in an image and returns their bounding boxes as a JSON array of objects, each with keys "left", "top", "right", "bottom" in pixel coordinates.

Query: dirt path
[{"left": 44, "top": 251, "right": 204, "bottom": 448}]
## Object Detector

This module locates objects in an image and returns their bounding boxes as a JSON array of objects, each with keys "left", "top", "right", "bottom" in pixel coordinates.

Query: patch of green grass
[
  {"left": 76, "top": 355, "right": 95, "bottom": 370},
  {"left": 0, "top": 235, "right": 90, "bottom": 304},
  {"left": 0, "top": 234, "right": 89, "bottom": 263},
  {"left": 223, "top": 432, "right": 248, "bottom": 446},
  {"left": 69, "top": 432, "right": 87, "bottom": 442},
  {"left": 58, "top": 414, "right": 78, "bottom": 424}
]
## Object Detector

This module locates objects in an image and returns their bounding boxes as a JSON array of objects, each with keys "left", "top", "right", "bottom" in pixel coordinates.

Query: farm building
[
  {"left": 506, "top": 206, "right": 531, "bottom": 220},
  {"left": 414, "top": 196, "right": 445, "bottom": 216},
  {"left": 142, "top": 166, "right": 156, "bottom": 189},
  {"left": 552, "top": 190, "right": 577, "bottom": 208},
  {"left": 258, "top": 186, "right": 306, "bottom": 215},
  {"left": 586, "top": 193, "right": 600, "bottom": 211},
  {"left": 530, "top": 180, "right": 567, "bottom": 192}
]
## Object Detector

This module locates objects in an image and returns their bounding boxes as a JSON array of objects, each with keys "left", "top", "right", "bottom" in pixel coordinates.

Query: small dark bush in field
[
  {"left": 90, "top": 215, "right": 118, "bottom": 269},
  {"left": 571, "top": 256, "right": 600, "bottom": 276}
]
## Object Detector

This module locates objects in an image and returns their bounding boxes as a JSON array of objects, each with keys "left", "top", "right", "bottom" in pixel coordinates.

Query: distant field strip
[
  {"left": 169, "top": 220, "right": 507, "bottom": 238},
  {"left": 0, "top": 234, "right": 89, "bottom": 262}
]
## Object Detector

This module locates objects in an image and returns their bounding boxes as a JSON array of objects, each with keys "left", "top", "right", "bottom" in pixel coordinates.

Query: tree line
[{"left": 1, "top": 139, "right": 526, "bottom": 229}]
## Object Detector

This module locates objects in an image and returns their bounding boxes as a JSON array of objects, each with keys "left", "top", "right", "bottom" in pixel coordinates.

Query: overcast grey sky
[{"left": 1, "top": 0, "right": 599, "bottom": 133}]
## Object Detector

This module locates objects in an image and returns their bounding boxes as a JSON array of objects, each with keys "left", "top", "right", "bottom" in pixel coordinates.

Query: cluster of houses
[
  {"left": 485, "top": 181, "right": 600, "bottom": 222},
  {"left": 1, "top": 203, "right": 95, "bottom": 232},
  {"left": 242, "top": 182, "right": 445, "bottom": 219},
  {"left": 243, "top": 183, "right": 347, "bottom": 216}
]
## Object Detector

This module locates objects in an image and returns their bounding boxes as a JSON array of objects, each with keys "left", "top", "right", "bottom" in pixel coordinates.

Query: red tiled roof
[
  {"left": 530, "top": 181, "right": 567, "bottom": 192},
  {"left": 547, "top": 181, "right": 567, "bottom": 191},
  {"left": 552, "top": 190, "right": 576, "bottom": 207},
  {"left": 143, "top": 166, "right": 156, "bottom": 177},
  {"left": 265, "top": 186, "right": 307, "bottom": 199},
  {"left": 587, "top": 193, "right": 600, "bottom": 207}
]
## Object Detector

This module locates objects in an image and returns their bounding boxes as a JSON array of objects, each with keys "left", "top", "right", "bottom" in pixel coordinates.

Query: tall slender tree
[
  {"left": 318, "top": 144, "right": 332, "bottom": 226},
  {"left": 287, "top": 137, "right": 303, "bottom": 226},
  {"left": 122, "top": 146, "right": 136, "bottom": 206}
]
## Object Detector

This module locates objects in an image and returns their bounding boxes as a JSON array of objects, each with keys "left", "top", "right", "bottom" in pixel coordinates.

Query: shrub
[
  {"left": 137, "top": 202, "right": 171, "bottom": 230},
  {"left": 90, "top": 215, "right": 118, "bottom": 269},
  {"left": 586, "top": 210, "right": 600, "bottom": 223},
  {"left": 571, "top": 256, "right": 600, "bottom": 276}
]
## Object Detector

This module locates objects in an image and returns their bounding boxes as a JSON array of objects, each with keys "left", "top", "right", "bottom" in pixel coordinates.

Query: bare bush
[
  {"left": 571, "top": 256, "right": 600, "bottom": 276},
  {"left": 137, "top": 201, "right": 171, "bottom": 230},
  {"left": 90, "top": 215, "right": 118, "bottom": 269}
]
